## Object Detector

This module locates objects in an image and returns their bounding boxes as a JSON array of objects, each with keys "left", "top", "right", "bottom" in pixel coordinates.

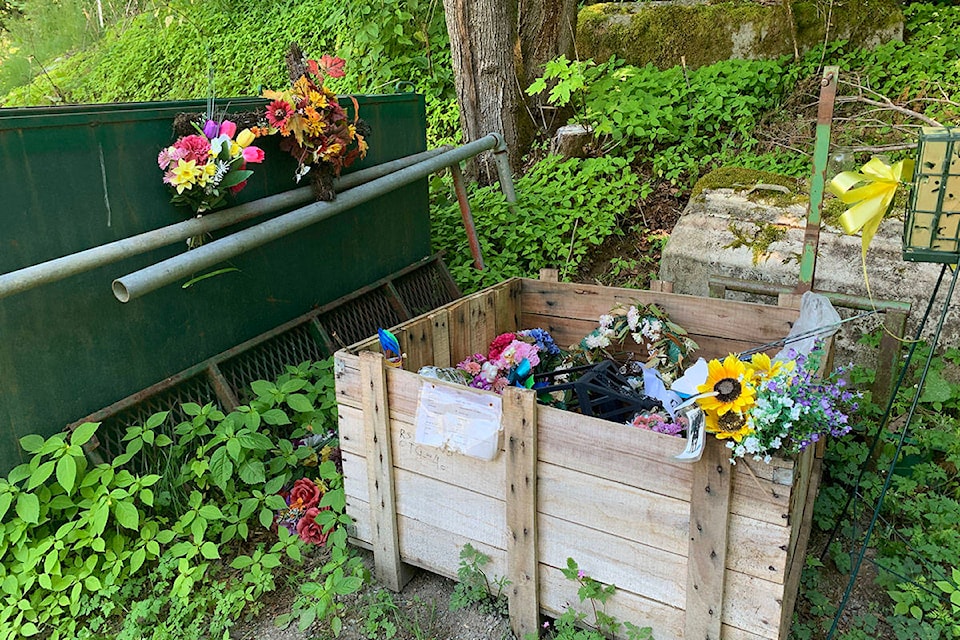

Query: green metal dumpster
[{"left": 0, "top": 94, "right": 428, "bottom": 473}]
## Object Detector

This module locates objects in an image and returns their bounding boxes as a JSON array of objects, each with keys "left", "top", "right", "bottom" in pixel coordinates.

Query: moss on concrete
[
  {"left": 577, "top": 0, "right": 903, "bottom": 70},
  {"left": 691, "top": 166, "right": 806, "bottom": 205}
]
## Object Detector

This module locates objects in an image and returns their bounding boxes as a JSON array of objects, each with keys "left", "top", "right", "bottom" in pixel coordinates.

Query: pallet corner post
[
  {"left": 503, "top": 386, "right": 540, "bottom": 639},
  {"left": 685, "top": 437, "right": 734, "bottom": 640},
  {"left": 359, "top": 350, "right": 415, "bottom": 591}
]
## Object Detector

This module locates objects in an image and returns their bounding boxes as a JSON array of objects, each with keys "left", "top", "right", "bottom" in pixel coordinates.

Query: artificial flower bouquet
[
  {"left": 158, "top": 117, "right": 265, "bottom": 214},
  {"left": 693, "top": 348, "right": 858, "bottom": 463},
  {"left": 414, "top": 299, "right": 858, "bottom": 466},
  {"left": 261, "top": 49, "right": 368, "bottom": 194}
]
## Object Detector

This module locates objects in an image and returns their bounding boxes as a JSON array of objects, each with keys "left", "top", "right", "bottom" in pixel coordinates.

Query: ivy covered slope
[{"left": 0, "top": 0, "right": 460, "bottom": 145}]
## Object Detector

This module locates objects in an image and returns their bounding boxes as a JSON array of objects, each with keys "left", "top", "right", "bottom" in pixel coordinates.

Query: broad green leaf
[
  {"left": 200, "top": 541, "right": 220, "bottom": 560},
  {"left": 0, "top": 493, "right": 12, "bottom": 520},
  {"left": 219, "top": 169, "right": 253, "bottom": 189},
  {"left": 297, "top": 606, "right": 316, "bottom": 632},
  {"left": 209, "top": 447, "right": 233, "bottom": 490},
  {"left": 919, "top": 371, "right": 952, "bottom": 404},
  {"left": 265, "top": 494, "right": 287, "bottom": 510},
  {"left": 261, "top": 409, "right": 291, "bottom": 426},
  {"left": 20, "top": 622, "right": 39, "bottom": 636},
  {"left": 280, "top": 379, "right": 307, "bottom": 394},
  {"left": 84, "top": 575, "right": 102, "bottom": 591},
  {"left": 69, "top": 422, "right": 99, "bottom": 448},
  {"left": 230, "top": 555, "right": 254, "bottom": 570},
  {"left": 16, "top": 493, "right": 39, "bottom": 524},
  {"left": 56, "top": 456, "right": 76, "bottom": 495},
  {"left": 259, "top": 508, "right": 274, "bottom": 529},
  {"left": 145, "top": 412, "right": 169, "bottom": 429},
  {"left": 264, "top": 475, "right": 286, "bottom": 495},
  {"left": 249, "top": 380, "right": 276, "bottom": 398},
  {"left": 285, "top": 394, "right": 314, "bottom": 413},
  {"left": 237, "top": 433, "right": 272, "bottom": 451},
  {"left": 238, "top": 460, "right": 265, "bottom": 485},
  {"left": 18, "top": 435, "right": 45, "bottom": 454},
  {"left": 140, "top": 488, "right": 154, "bottom": 506},
  {"left": 28, "top": 460, "right": 55, "bottom": 491},
  {"left": 146, "top": 540, "right": 160, "bottom": 556},
  {"left": 128, "top": 548, "right": 146, "bottom": 573},
  {"left": 198, "top": 505, "right": 223, "bottom": 520},
  {"left": 226, "top": 438, "right": 242, "bottom": 462},
  {"left": 113, "top": 501, "right": 139, "bottom": 530}
]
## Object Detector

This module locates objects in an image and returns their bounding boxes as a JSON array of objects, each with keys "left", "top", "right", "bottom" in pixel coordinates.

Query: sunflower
[
  {"left": 748, "top": 352, "right": 793, "bottom": 383},
  {"left": 697, "top": 354, "right": 756, "bottom": 415},
  {"left": 705, "top": 410, "right": 753, "bottom": 442}
]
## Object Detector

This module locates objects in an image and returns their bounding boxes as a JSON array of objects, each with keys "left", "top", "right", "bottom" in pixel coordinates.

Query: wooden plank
[
  {"left": 538, "top": 515, "right": 784, "bottom": 639},
  {"left": 503, "top": 387, "right": 540, "bottom": 640},
  {"left": 347, "top": 492, "right": 508, "bottom": 584},
  {"left": 447, "top": 298, "right": 471, "bottom": 365},
  {"left": 685, "top": 438, "right": 734, "bottom": 640},
  {"left": 539, "top": 268, "right": 559, "bottom": 282},
  {"left": 519, "top": 279, "right": 797, "bottom": 344},
  {"left": 521, "top": 312, "right": 767, "bottom": 361},
  {"left": 343, "top": 452, "right": 508, "bottom": 549},
  {"left": 537, "top": 463, "right": 790, "bottom": 583},
  {"left": 359, "top": 351, "right": 415, "bottom": 591},
  {"left": 339, "top": 405, "right": 506, "bottom": 500},
  {"left": 431, "top": 309, "right": 452, "bottom": 368},
  {"left": 399, "top": 316, "right": 433, "bottom": 373},
  {"left": 539, "top": 565, "right": 769, "bottom": 640}
]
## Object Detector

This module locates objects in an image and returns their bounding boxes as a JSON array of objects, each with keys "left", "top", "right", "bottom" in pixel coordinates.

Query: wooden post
[
  {"left": 648, "top": 280, "right": 674, "bottom": 293},
  {"left": 359, "top": 350, "right": 414, "bottom": 591},
  {"left": 874, "top": 309, "right": 908, "bottom": 406},
  {"left": 685, "top": 438, "right": 734, "bottom": 640},
  {"left": 539, "top": 268, "right": 559, "bottom": 283},
  {"left": 503, "top": 387, "right": 539, "bottom": 639}
]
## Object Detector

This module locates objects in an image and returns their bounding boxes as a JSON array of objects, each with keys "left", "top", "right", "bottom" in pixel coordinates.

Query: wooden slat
[
  {"left": 431, "top": 309, "right": 452, "bottom": 368},
  {"left": 359, "top": 351, "right": 414, "bottom": 591},
  {"left": 343, "top": 452, "right": 508, "bottom": 549},
  {"left": 399, "top": 316, "right": 433, "bottom": 373},
  {"left": 539, "top": 564, "right": 770, "bottom": 640},
  {"left": 347, "top": 493, "right": 508, "bottom": 584},
  {"left": 685, "top": 438, "right": 734, "bottom": 640},
  {"left": 503, "top": 388, "right": 540, "bottom": 640},
  {"left": 519, "top": 279, "right": 797, "bottom": 344},
  {"left": 339, "top": 405, "right": 506, "bottom": 500},
  {"left": 538, "top": 515, "right": 784, "bottom": 639}
]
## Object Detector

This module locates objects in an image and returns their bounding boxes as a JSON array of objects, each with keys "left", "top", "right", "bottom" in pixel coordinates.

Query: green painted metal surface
[{"left": 0, "top": 94, "right": 428, "bottom": 472}]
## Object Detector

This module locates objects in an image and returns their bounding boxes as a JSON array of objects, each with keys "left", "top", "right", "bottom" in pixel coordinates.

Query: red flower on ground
[
  {"left": 289, "top": 477, "right": 322, "bottom": 510},
  {"left": 265, "top": 99, "right": 292, "bottom": 129},
  {"left": 296, "top": 506, "right": 330, "bottom": 545},
  {"left": 488, "top": 332, "right": 516, "bottom": 362}
]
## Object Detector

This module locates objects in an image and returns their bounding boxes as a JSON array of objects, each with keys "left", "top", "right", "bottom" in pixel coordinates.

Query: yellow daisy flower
[
  {"left": 697, "top": 354, "right": 756, "bottom": 416},
  {"left": 705, "top": 410, "right": 754, "bottom": 442}
]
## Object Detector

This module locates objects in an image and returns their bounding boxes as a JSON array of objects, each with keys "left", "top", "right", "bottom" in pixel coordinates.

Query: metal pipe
[
  {"left": 491, "top": 137, "right": 517, "bottom": 204},
  {"left": 0, "top": 147, "right": 448, "bottom": 300},
  {"left": 450, "top": 163, "right": 484, "bottom": 270},
  {"left": 114, "top": 133, "right": 504, "bottom": 302}
]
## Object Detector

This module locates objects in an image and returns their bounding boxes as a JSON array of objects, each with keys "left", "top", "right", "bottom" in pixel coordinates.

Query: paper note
[{"left": 414, "top": 380, "right": 502, "bottom": 461}]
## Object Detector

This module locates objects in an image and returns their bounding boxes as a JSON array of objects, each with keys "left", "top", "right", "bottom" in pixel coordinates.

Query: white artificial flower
[{"left": 599, "top": 314, "right": 614, "bottom": 329}]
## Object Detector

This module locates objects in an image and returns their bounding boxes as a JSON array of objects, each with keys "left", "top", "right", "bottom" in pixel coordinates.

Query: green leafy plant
[
  {"left": 450, "top": 543, "right": 509, "bottom": 616},
  {"left": 525, "top": 558, "right": 653, "bottom": 640}
]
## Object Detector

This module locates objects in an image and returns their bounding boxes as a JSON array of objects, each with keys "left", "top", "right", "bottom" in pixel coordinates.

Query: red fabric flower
[
  {"left": 174, "top": 135, "right": 210, "bottom": 163},
  {"left": 488, "top": 332, "right": 516, "bottom": 362},
  {"left": 289, "top": 478, "right": 321, "bottom": 510},
  {"left": 296, "top": 506, "right": 330, "bottom": 545},
  {"left": 316, "top": 54, "right": 346, "bottom": 79},
  {"left": 265, "top": 99, "right": 292, "bottom": 129}
]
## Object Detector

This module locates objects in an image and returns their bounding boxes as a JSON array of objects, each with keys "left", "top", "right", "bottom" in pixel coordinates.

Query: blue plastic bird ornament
[{"left": 378, "top": 328, "right": 402, "bottom": 359}]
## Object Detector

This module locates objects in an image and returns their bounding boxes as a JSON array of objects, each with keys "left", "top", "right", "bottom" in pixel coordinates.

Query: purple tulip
[{"left": 203, "top": 119, "right": 219, "bottom": 139}]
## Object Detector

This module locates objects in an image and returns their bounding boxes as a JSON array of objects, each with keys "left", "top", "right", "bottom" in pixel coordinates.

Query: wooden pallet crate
[{"left": 334, "top": 277, "right": 823, "bottom": 640}]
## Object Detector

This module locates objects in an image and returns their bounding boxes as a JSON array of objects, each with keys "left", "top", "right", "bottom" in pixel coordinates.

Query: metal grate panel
[
  {"left": 93, "top": 374, "right": 218, "bottom": 474},
  {"left": 219, "top": 321, "right": 329, "bottom": 402},
  {"left": 319, "top": 289, "right": 402, "bottom": 349},
  {"left": 394, "top": 262, "right": 458, "bottom": 317}
]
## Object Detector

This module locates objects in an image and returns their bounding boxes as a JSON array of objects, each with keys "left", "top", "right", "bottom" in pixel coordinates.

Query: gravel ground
[{"left": 232, "top": 548, "right": 515, "bottom": 640}]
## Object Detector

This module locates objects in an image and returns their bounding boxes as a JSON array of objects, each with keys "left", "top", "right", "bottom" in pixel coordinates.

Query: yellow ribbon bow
[{"left": 827, "top": 157, "right": 914, "bottom": 257}]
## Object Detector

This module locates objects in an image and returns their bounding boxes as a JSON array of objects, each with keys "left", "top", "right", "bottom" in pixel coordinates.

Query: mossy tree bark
[{"left": 442, "top": 0, "right": 576, "bottom": 182}]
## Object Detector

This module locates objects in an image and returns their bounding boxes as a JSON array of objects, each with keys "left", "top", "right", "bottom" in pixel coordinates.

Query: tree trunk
[
  {"left": 443, "top": 0, "right": 578, "bottom": 179},
  {"left": 518, "top": 0, "right": 577, "bottom": 133},
  {"left": 442, "top": 0, "right": 525, "bottom": 182}
]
